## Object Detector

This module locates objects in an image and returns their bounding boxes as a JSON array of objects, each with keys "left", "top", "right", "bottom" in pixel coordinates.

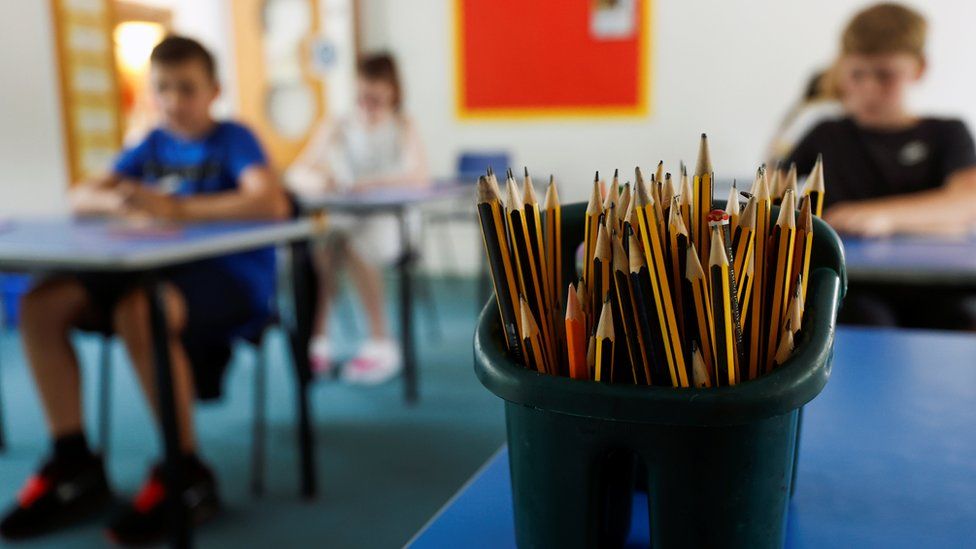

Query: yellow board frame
[{"left": 453, "top": 0, "right": 653, "bottom": 121}]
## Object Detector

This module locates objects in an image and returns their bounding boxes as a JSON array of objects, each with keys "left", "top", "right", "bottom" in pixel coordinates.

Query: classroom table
[
  {"left": 842, "top": 234, "right": 976, "bottom": 286},
  {"left": 408, "top": 327, "right": 976, "bottom": 548},
  {"left": 296, "top": 181, "right": 474, "bottom": 404},
  {"left": 0, "top": 216, "right": 318, "bottom": 548}
]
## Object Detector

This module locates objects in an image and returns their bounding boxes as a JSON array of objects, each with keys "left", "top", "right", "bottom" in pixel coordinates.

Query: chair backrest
[{"left": 457, "top": 151, "right": 512, "bottom": 184}]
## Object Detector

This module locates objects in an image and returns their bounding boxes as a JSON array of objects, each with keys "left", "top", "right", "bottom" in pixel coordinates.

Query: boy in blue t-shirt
[{"left": 0, "top": 36, "right": 290, "bottom": 543}]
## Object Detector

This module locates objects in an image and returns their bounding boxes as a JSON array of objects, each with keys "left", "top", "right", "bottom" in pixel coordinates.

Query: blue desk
[
  {"left": 297, "top": 182, "right": 475, "bottom": 404},
  {"left": 409, "top": 327, "right": 976, "bottom": 548},
  {"left": 842, "top": 235, "right": 976, "bottom": 285},
  {"left": 0, "top": 217, "right": 316, "bottom": 548}
]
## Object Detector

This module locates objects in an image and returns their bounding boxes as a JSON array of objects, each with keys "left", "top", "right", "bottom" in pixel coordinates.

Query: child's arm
[
  {"left": 286, "top": 121, "right": 342, "bottom": 194},
  {"left": 121, "top": 165, "right": 291, "bottom": 222},
  {"left": 70, "top": 173, "right": 134, "bottom": 216},
  {"left": 353, "top": 118, "right": 430, "bottom": 192},
  {"left": 824, "top": 167, "right": 976, "bottom": 236}
]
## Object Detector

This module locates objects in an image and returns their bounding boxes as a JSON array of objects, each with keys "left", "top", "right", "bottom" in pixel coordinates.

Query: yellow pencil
[
  {"left": 691, "top": 341, "right": 712, "bottom": 388},
  {"left": 732, "top": 195, "right": 756, "bottom": 305},
  {"left": 679, "top": 163, "right": 694, "bottom": 247},
  {"left": 476, "top": 176, "right": 523, "bottom": 359},
  {"left": 595, "top": 299, "right": 615, "bottom": 383},
  {"left": 522, "top": 169, "right": 554, "bottom": 346},
  {"left": 793, "top": 196, "right": 814, "bottom": 302},
  {"left": 583, "top": 172, "right": 603, "bottom": 306},
  {"left": 635, "top": 180, "right": 688, "bottom": 387},
  {"left": 803, "top": 153, "right": 825, "bottom": 217},
  {"left": 592, "top": 223, "right": 612, "bottom": 319},
  {"left": 505, "top": 177, "right": 557, "bottom": 369},
  {"left": 693, "top": 133, "right": 714, "bottom": 267},
  {"left": 726, "top": 180, "right": 741, "bottom": 234},
  {"left": 613, "top": 235, "right": 647, "bottom": 384},
  {"left": 771, "top": 327, "right": 794, "bottom": 370},
  {"left": 764, "top": 190, "right": 796, "bottom": 375},
  {"left": 661, "top": 172, "right": 675, "bottom": 220},
  {"left": 667, "top": 204, "right": 690, "bottom": 340},
  {"left": 747, "top": 167, "right": 772, "bottom": 380},
  {"left": 709, "top": 226, "right": 738, "bottom": 386},
  {"left": 685, "top": 244, "right": 715, "bottom": 381},
  {"left": 618, "top": 182, "right": 632, "bottom": 231},
  {"left": 520, "top": 296, "right": 548, "bottom": 374},
  {"left": 544, "top": 175, "right": 562, "bottom": 314},
  {"left": 628, "top": 234, "right": 665, "bottom": 386}
]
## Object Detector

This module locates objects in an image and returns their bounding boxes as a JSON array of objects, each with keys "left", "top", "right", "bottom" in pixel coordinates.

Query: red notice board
[{"left": 454, "top": 0, "right": 651, "bottom": 119}]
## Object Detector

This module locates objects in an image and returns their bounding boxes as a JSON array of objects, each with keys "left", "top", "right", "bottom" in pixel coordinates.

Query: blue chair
[{"left": 457, "top": 151, "right": 513, "bottom": 184}]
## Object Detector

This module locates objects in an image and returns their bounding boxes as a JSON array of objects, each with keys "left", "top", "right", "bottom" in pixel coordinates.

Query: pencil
[
  {"left": 613, "top": 235, "right": 648, "bottom": 384},
  {"left": 784, "top": 280, "right": 803, "bottom": 338},
  {"left": 586, "top": 333, "right": 596, "bottom": 380},
  {"left": 738, "top": 251, "right": 755, "bottom": 328},
  {"left": 661, "top": 172, "right": 675, "bottom": 221},
  {"left": 771, "top": 327, "right": 794, "bottom": 369},
  {"left": 506, "top": 177, "right": 557, "bottom": 369},
  {"left": 523, "top": 169, "right": 554, "bottom": 349},
  {"left": 709, "top": 226, "right": 738, "bottom": 386},
  {"left": 605, "top": 168, "right": 620, "bottom": 211},
  {"left": 769, "top": 164, "right": 785, "bottom": 206},
  {"left": 543, "top": 175, "right": 562, "bottom": 310},
  {"left": 691, "top": 340, "right": 712, "bottom": 388},
  {"left": 746, "top": 167, "right": 772, "bottom": 380},
  {"left": 520, "top": 296, "right": 549, "bottom": 373},
  {"left": 764, "top": 189, "right": 796, "bottom": 375},
  {"left": 635, "top": 181, "right": 689, "bottom": 387},
  {"left": 628, "top": 230, "right": 666, "bottom": 386},
  {"left": 803, "top": 153, "right": 825, "bottom": 217},
  {"left": 667, "top": 204, "right": 689, "bottom": 340},
  {"left": 595, "top": 299, "right": 615, "bottom": 383},
  {"left": 783, "top": 162, "right": 798, "bottom": 200},
  {"left": 793, "top": 193, "right": 814, "bottom": 302},
  {"left": 679, "top": 164, "right": 694, "bottom": 247},
  {"left": 726, "top": 180, "right": 740, "bottom": 234},
  {"left": 693, "top": 133, "right": 714, "bottom": 267},
  {"left": 583, "top": 172, "right": 603, "bottom": 306},
  {"left": 685, "top": 244, "right": 715, "bottom": 383},
  {"left": 709, "top": 210, "right": 743, "bottom": 371},
  {"left": 576, "top": 277, "right": 590, "bottom": 337},
  {"left": 565, "top": 283, "right": 588, "bottom": 380},
  {"left": 732, "top": 195, "right": 756, "bottom": 305},
  {"left": 618, "top": 182, "right": 632, "bottom": 230},
  {"left": 592, "top": 223, "right": 612, "bottom": 320},
  {"left": 476, "top": 176, "right": 523, "bottom": 360}
]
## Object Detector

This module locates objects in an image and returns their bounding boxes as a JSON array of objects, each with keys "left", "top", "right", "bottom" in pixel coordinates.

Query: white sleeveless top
[{"left": 329, "top": 115, "right": 405, "bottom": 190}]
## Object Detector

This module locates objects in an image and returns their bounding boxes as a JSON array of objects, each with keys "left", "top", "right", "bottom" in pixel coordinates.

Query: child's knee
[{"left": 20, "top": 281, "right": 84, "bottom": 331}]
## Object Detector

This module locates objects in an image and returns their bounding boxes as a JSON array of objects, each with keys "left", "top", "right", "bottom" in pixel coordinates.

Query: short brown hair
[
  {"left": 358, "top": 53, "right": 402, "bottom": 111},
  {"left": 150, "top": 35, "right": 217, "bottom": 80},
  {"left": 842, "top": 3, "right": 927, "bottom": 58}
]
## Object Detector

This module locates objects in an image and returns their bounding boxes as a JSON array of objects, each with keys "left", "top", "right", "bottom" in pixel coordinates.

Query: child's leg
[
  {"left": 111, "top": 285, "right": 196, "bottom": 453},
  {"left": 346, "top": 245, "right": 390, "bottom": 339},
  {"left": 19, "top": 279, "right": 97, "bottom": 437},
  {"left": 312, "top": 236, "right": 346, "bottom": 337}
]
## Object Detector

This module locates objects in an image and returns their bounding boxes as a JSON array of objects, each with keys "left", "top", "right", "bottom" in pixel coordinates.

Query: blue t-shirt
[{"left": 113, "top": 121, "right": 276, "bottom": 318}]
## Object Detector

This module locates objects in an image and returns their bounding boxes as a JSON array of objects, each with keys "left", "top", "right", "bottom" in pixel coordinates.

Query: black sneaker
[
  {"left": 0, "top": 455, "right": 113, "bottom": 540},
  {"left": 106, "top": 459, "right": 220, "bottom": 546}
]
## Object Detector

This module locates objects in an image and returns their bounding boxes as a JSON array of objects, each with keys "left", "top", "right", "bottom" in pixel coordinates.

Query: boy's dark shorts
[{"left": 72, "top": 264, "right": 270, "bottom": 400}]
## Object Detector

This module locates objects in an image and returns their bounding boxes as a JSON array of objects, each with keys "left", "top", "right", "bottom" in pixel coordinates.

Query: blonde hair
[{"left": 841, "top": 3, "right": 927, "bottom": 58}]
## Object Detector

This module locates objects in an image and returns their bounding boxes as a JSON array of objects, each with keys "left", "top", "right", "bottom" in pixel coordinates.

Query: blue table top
[
  {"left": 842, "top": 234, "right": 976, "bottom": 285},
  {"left": 296, "top": 180, "right": 473, "bottom": 212},
  {"left": 0, "top": 217, "right": 314, "bottom": 272},
  {"left": 409, "top": 327, "right": 976, "bottom": 548}
]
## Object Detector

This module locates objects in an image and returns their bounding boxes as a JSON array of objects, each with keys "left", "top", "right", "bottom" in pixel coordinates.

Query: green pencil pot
[{"left": 474, "top": 201, "right": 846, "bottom": 549}]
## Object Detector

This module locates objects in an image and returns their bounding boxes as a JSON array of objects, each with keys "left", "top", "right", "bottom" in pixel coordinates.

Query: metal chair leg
[
  {"left": 97, "top": 336, "right": 113, "bottom": 458},
  {"left": 251, "top": 335, "right": 267, "bottom": 497}
]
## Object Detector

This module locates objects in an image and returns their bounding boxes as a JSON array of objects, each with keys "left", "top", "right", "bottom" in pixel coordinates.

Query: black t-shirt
[{"left": 784, "top": 117, "right": 976, "bottom": 208}]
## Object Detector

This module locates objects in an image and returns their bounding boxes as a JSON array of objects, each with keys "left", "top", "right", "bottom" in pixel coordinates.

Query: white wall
[
  {"left": 0, "top": 1, "right": 69, "bottom": 216},
  {"left": 360, "top": 0, "right": 976, "bottom": 203}
]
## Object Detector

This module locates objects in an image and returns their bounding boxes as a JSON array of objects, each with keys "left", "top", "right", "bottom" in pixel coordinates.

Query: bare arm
[
  {"left": 824, "top": 167, "right": 976, "bottom": 236},
  {"left": 70, "top": 173, "right": 131, "bottom": 216},
  {"left": 286, "top": 120, "right": 340, "bottom": 194},
  {"left": 122, "top": 165, "right": 291, "bottom": 222}
]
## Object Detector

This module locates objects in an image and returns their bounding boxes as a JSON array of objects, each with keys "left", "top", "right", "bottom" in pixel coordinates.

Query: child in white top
[{"left": 288, "top": 53, "right": 429, "bottom": 383}]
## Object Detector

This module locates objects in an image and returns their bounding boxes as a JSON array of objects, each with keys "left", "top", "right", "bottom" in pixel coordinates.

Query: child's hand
[
  {"left": 823, "top": 202, "right": 897, "bottom": 237},
  {"left": 118, "top": 183, "right": 183, "bottom": 221}
]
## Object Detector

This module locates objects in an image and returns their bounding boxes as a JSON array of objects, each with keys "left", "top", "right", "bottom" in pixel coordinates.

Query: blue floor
[{"left": 0, "top": 276, "right": 505, "bottom": 548}]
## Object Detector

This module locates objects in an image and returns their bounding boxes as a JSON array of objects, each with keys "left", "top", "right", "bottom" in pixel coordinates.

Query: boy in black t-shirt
[
  {"left": 787, "top": 3, "right": 976, "bottom": 237},
  {"left": 785, "top": 3, "right": 976, "bottom": 328}
]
